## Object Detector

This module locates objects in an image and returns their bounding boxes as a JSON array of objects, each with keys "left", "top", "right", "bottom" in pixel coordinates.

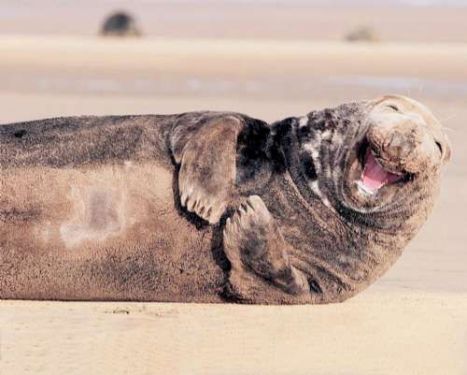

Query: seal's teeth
[{"left": 357, "top": 180, "right": 377, "bottom": 196}]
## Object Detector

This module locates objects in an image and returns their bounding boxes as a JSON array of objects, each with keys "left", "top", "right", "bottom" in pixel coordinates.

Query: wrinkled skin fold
[{"left": 0, "top": 96, "right": 450, "bottom": 304}]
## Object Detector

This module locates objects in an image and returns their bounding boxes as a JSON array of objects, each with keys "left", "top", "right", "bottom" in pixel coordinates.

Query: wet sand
[{"left": 0, "top": 35, "right": 466, "bottom": 374}]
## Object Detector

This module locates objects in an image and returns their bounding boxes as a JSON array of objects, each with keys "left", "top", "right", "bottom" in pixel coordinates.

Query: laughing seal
[{"left": 0, "top": 96, "right": 450, "bottom": 304}]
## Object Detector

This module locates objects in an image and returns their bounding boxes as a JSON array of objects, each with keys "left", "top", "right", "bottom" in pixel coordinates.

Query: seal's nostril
[
  {"left": 435, "top": 140, "right": 443, "bottom": 156},
  {"left": 387, "top": 132, "right": 411, "bottom": 159}
]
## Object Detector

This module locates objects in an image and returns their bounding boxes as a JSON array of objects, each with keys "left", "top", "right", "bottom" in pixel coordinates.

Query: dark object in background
[
  {"left": 100, "top": 11, "right": 141, "bottom": 37},
  {"left": 344, "top": 25, "right": 379, "bottom": 42}
]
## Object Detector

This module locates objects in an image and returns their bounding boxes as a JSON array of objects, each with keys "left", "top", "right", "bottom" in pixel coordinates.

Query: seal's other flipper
[
  {"left": 223, "top": 195, "right": 310, "bottom": 300},
  {"left": 171, "top": 115, "right": 244, "bottom": 224}
]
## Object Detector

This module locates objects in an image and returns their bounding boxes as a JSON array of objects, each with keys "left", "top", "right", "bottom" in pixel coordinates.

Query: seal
[
  {"left": 0, "top": 96, "right": 450, "bottom": 304},
  {"left": 100, "top": 11, "right": 141, "bottom": 37}
]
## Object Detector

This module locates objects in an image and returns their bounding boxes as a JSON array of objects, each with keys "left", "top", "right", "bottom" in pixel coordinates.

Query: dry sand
[
  {"left": 0, "top": 36, "right": 466, "bottom": 374},
  {"left": 1, "top": 292, "right": 466, "bottom": 375}
]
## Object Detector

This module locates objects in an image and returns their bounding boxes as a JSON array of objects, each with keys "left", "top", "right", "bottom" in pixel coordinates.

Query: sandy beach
[
  {"left": 1, "top": 292, "right": 466, "bottom": 375},
  {"left": 1, "top": 10, "right": 467, "bottom": 374}
]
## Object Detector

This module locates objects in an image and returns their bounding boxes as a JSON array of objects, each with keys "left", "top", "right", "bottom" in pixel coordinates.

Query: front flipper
[
  {"left": 171, "top": 116, "right": 244, "bottom": 224},
  {"left": 223, "top": 195, "right": 310, "bottom": 302}
]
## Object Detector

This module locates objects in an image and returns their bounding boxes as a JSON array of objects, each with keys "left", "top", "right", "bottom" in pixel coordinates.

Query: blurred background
[
  {"left": 0, "top": 0, "right": 466, "bottom": 294},
  {"left": 1, "top": 2, "right": 467, "bottom": 374}
]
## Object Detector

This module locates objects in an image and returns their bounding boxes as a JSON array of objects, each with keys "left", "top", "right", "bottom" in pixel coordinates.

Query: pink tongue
[{"left": 362, "top": 151, "right": 400, "bottom": 191}]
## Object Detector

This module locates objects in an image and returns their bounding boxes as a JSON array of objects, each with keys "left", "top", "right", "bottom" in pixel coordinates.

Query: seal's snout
[
  {"left": 385, "top": 129, "right": 418, "bottom": 160},
  {"left": 366, "top": 120, "right": 432, "bottom": 175}
]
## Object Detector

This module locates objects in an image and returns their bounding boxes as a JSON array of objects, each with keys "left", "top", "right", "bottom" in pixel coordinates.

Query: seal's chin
[{"left": 357, "top": 149, "right": 405, "bottom": 195}]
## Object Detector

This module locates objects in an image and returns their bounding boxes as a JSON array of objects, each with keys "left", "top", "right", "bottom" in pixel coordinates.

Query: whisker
[
  {"left": 441, "top": 126, "right": 455, "bottom": 133},
  {"left": 440, "top": 113, "right": 458, "bottom": 124},
  {"left": 405, "top": 84, "right": 412, "bottom": 98},
  {"left": 416, "top": 81, "right": 425, "bottom": 96}
]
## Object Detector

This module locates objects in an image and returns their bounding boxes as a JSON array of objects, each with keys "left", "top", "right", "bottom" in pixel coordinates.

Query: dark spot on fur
[
  {"left": 269, "top": 117, "right": 295, "bottom": 174},
  {"left": 315, "top": 120, "right": 327, "bottom": 131},
  {"left": 308, "top": 279, "right": 323, "bottom": 294},
  {"left": 14, "top": 129, "right": 27, "bottom": 139},
  {"left": 301, "top": 154, "right": 318, "bottom": 180},
  {"left": 0, "top": 208, "right": 41, "bottom": 222},
  {"left": 236, "top": 116, "right": 275, "bottom": 188},
  {"left": 298, "top": 124, "right": 311, "bottom": 138},
  {"left": 211, "top": 216, "right": 232, "bottom": 272},
  {"left": 324, "top": 109, "right": 334, "bottom": 119},
  {"left": 87, "top": 250, "right": 163, "bottom": 295}
]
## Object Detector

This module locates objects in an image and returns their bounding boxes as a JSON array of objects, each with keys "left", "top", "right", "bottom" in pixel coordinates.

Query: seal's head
[
  {"left": 282, "top": 95, "right": 450, "bottom": 229},
  {"left": 344, "top": 95, "right": 451, "bottom": 212}
]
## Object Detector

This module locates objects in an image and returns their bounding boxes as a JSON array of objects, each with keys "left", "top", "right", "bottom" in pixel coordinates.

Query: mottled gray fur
[{"left": 0, "top": 98, "right": 447, "bottom": 304}]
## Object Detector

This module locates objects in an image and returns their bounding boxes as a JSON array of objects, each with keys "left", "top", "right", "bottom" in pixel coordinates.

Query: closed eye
[{"left": 387, "top": 104, "right": 400, "bottom": 112}]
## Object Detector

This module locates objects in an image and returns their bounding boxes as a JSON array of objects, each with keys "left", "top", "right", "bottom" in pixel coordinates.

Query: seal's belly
[
  {"left": 0, "top": 161, "right": 221, "bottom": 301},
  {"left": 1, "top": 161, "right": 174, "bottom": 253}
]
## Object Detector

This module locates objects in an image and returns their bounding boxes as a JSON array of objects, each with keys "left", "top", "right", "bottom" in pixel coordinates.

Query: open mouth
[{"left": 357, "top": 147, "right": 405, "bottom": 195}]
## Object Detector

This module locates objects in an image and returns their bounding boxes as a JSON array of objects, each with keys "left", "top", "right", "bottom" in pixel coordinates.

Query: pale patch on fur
[
  {"left": 324, "top": 164, "right": 332, "bottom": 178},
  {"left": 58, "top": 163, "right": 173, "bottom": 249},
  {"left": 309, "top": 180, "right": 331, "bottom": 208},
  {"left": 321, "top": 130, "right": 332, "bottom": 140},
  {"left": 298, "top": 116, "right": 309, "bottom": 128},
  {"left": 4, "top": 162, "right": 175, "bottom": 254},
  {"left": 60, "top": 186, "right": 125, "bottom": 248},
  {"left": 40, "top": 221, "right": 53, "bottom": 243},
  {"left": 332, "top": 132, "right": 343, "bottom": 144},
  {"left": 303, "top": 143, "right": 322, "bottom": 172},
  {"left": 302, "top": 143, "right": 319, "bottom": 156}
]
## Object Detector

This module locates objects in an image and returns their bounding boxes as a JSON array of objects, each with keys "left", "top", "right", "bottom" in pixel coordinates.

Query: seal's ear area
[
  {"left": 432, "top": 133, "right": 452, "bottom": 165},
  {"left": 170, "top": 115, "right": 244, "bottom": 224}
]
